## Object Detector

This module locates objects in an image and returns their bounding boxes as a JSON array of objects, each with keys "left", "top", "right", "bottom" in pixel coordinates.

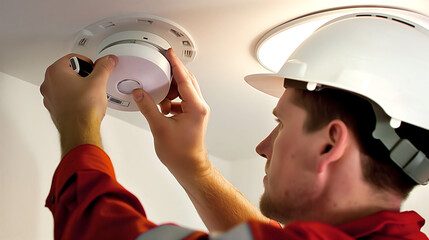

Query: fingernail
[
  {"left": 132, "top": 89, "right": 143, "bottom": 102},
  {"left": 108, "top": 55, "right": 117, "bottom": 67}
]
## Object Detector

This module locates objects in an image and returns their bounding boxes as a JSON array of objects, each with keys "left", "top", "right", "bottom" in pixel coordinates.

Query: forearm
[{"left": 174, "top": 163, "right": 270, "bottom": 232}]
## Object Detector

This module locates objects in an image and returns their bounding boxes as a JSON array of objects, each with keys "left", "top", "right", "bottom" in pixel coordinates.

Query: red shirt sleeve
[{"left": 45, "top": 144, "right": 157, "bottom": 240}]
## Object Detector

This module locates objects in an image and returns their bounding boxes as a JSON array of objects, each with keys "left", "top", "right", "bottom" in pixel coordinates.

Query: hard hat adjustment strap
[
  {"left": 283, "top": 78, "right": 429, "bottom": 184},
  {"left": 372, "top": 103, "right": 429, "bottom": 185}
]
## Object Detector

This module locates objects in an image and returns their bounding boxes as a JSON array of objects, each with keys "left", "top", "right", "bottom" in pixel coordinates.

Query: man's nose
[
  {"left": 256, "top": 139, "right": 268, "bottom": 159},
  {"left": 256, "top": 126, "right": 278, "bottom": 161}
]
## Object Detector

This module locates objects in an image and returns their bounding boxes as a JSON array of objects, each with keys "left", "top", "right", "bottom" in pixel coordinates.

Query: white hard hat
[{"left": 245, "top": 13, "right": 429, "bottom": 184}]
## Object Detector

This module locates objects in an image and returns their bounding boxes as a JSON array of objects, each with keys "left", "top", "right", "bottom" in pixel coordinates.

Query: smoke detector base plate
[{"left": 71, "top": 14, "right": 197, "bottom": 111}]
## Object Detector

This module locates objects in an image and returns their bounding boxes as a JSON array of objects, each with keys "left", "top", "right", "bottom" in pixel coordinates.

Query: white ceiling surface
[{"left": 1, "top": 0, "right": 429, "bottom": 162}]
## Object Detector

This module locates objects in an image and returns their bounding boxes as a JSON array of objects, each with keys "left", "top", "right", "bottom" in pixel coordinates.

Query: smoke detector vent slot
[
  {"left": 184, "top": 50, "right": 193, "bottom": 58},
  {"left": 107, "top": 94, "right": 130, "bottom": 107},
  {"left": 137, "top": 19, "right": 153, "bottom": 25},
  {"left": 100, "top": 22, "right": 116, "bottom": 29},
  {"left": 182, "top": 41, "right": 191, "bottom": 46},
  {"left": 78, "top": 38, "right": 89, "bottom": 46},
  {"left": 170, "top": 29, "right": 184, "bottom": 37}
]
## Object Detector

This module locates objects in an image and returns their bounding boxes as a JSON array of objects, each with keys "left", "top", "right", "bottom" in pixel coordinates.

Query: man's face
[{"left": 257, "top": 88, "right": 323, "bottom": 224}]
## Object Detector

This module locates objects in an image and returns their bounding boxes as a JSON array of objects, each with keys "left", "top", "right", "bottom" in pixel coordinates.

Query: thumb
[
  {"left": 132, "top": 88, "right": 165, "bottom": 129},
  {"left": 90, "top": 55, "right": 118, "bottom": 84}
]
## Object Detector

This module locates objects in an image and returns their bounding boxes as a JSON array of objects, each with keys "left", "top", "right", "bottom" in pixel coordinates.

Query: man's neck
[{"left": 312, "top": 182, "right": 403, "bottom": 226}]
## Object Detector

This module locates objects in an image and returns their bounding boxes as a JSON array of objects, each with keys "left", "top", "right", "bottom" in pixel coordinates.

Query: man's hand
[
  {"left": 132, "top": 49, "right": 269, "bottom": 232},
  {"left": 132, "top": 49, "right": 211, "bottom": 179},
  {"left": 40, "top": 54, "right": 117, "bottom": 157}
]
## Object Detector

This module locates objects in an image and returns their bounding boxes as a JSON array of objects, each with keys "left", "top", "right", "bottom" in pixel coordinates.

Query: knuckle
[
  {"left": 40, "top": 83, "right": 46, "bottom": 96},
  {"left": 205, "top": 104, "right": 211, "bottom": 115},
  {"left": 45, "top": 65, "right": 54, "bottom": 75},
  {"left": 197, "top": 103, "right": 210, "bottom": 117}
]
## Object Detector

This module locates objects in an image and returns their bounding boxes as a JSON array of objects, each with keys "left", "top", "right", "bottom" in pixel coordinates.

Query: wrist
[
  {"left": 58, "top": 115, "right": 103, "bottom": 158},
  {"left": 169, "top": 153, "right": 215, "bottom": 184}
]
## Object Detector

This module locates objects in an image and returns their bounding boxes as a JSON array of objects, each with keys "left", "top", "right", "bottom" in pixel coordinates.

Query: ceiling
[{"left": 1, "top": 0, "right": 428, "bottom": 162}]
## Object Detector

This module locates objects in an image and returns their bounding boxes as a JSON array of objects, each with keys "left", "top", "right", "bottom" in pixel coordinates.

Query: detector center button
[{"left": 117, "top": 79, "right": 141, "bottom": 94}]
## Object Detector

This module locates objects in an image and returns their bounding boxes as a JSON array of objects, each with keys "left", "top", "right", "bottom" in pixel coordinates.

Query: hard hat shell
[{"left": 245, "top": 13, "right": 429, "bottom": 132}]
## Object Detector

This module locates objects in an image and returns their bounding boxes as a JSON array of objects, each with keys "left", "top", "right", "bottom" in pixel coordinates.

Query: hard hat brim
[{"left": 244, "top": 73, "right": 287, "bottom": 98}]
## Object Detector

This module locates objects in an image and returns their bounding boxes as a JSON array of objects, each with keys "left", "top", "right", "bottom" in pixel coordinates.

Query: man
[{"left": 41, "top": 13, "right": 429, "bottom": 239}]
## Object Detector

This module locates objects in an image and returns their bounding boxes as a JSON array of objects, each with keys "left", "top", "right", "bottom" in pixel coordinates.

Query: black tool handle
[{"left": 70, "top": 56, "right": 93, "bottom": 77}]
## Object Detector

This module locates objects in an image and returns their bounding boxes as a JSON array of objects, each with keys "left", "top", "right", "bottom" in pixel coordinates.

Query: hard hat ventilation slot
[
  {"left": 375, "top": 15, "right": 388, "bottom": 19},
  {"left": 392, "top": 18, "right": 415, "bottom": 28},
  {"left": 356, "top": 14, "right": 372, "bottom": 17},
  {"left": 354, "top": 14, "right": 415, "bottom": 28}
]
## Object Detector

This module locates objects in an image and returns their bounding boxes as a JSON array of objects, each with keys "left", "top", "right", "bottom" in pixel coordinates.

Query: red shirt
[{"left": 46, "top": 145, "right": 428, "bottom": 240}]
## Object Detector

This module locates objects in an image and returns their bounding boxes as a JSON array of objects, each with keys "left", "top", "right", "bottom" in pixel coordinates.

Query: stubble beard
[
  {"left": 259, "top": 188, "right": 316, "bottom": 224},
  {"left": 260, "top": 191, "right": 289, "bottom": 224}
]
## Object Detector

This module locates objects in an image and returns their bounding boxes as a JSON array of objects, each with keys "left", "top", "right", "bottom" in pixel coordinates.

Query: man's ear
[{"left": 317, "top": 120, "right": 349, "bottom": 173}]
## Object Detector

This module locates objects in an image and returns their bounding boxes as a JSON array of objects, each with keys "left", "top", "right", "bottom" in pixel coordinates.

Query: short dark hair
[{"left": 291, "top": 88, "right": 421, "bottom": 198}]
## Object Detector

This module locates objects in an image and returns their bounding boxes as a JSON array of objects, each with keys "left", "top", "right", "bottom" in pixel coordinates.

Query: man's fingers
[
  {"left": 89, "top": 55, "right": 118, "bottom": 85},
  {"left": 132, "top": 89, "right": 165, "bottom": 130},
  {"left": 186, "top": 69, "right": 204, "bottom": 99},
  {"left": 166, "top": 49, "right": 200, "bottom": 104},
  {"left": 166, "top": 80, "right": 180, "bottom": 100},
  {"left": 170, "top": 102, "right": 183, "bottom": 115},
  {"left": 159, "top": 98, "right": 172, "bottom": 115},
  {"left": 160, "top": 97, "right": 186, "bottom": 116}
]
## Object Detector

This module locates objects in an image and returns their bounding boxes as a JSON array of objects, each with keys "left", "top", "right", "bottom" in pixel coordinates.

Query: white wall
[
  {"left": 0, "top": 72, "right": 59, "bottom": 240},
  {"left": 0, "top": 72, "right": 231, "bottom": 239}
]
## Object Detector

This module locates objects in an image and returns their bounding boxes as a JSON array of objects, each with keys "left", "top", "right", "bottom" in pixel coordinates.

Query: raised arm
[
  {"left": 40, "top": 54, "right": 116, "bottom": 157},
  {"left": 40, "top": 54, "right": 156, "bottom": 240},
  {"left": 132, "top": 49, "right": 270, "bottom": 232}
]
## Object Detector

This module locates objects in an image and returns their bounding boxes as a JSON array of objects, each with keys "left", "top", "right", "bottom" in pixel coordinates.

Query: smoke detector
[{"left": 71, "top": 14, "right": 197, "bottom": 111}]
